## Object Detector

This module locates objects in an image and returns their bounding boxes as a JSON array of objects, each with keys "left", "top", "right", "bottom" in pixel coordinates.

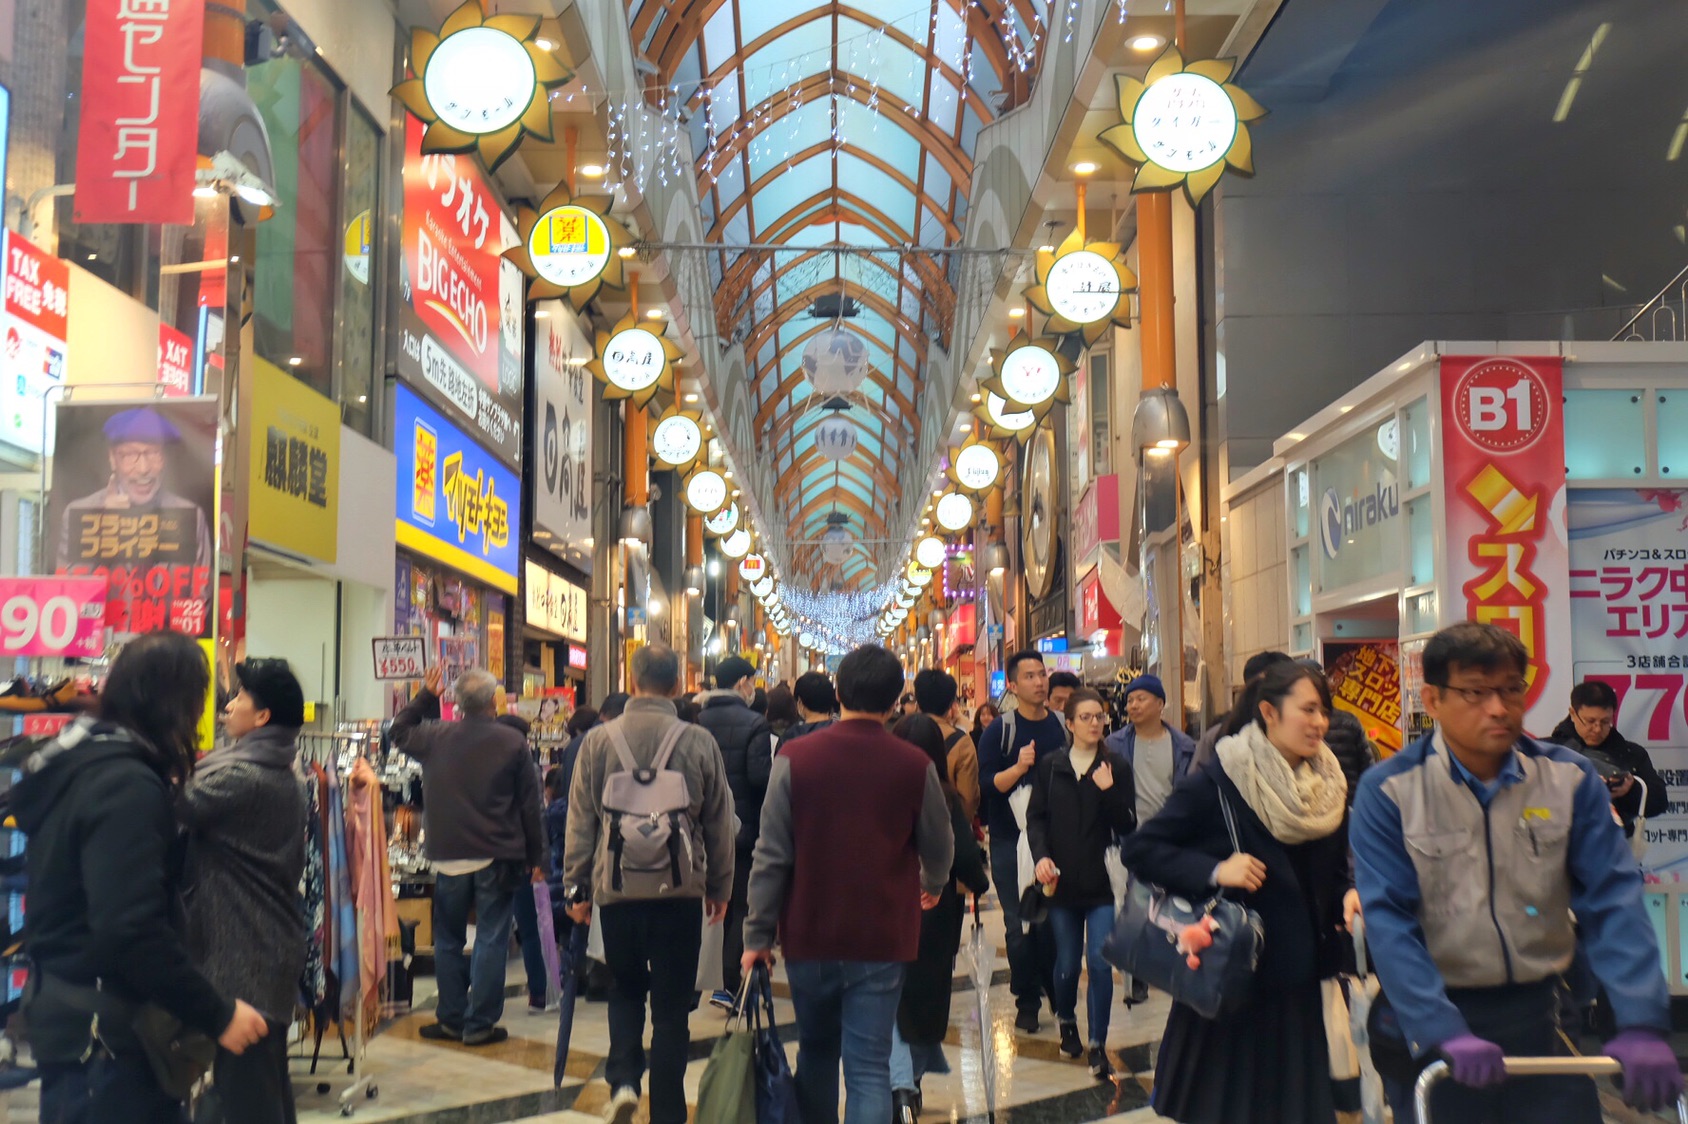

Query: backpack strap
[
  {"left": 650, "top": 720, "right": 689, "bottom": 773},
  {"left": 605, "top": 721, "right": 639, "bottom": 774},
  {"left": 943, "top": 729, "right": 966, "bottom": 752}
]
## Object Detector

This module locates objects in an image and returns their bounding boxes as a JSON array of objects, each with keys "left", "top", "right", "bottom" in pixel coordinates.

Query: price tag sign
[
  {"left": 372, "top": 636, "right": 428, "bottom": 681},
  {"left": 0, "top": 577, "right": 106, "bottom": 657}
]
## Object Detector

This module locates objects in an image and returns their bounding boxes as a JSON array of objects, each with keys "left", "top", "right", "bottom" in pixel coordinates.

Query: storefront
[
  {"left": 392, "top": 383, "right": 520, "bottom": 704},
  {"left": 1225, "top": 340, "right": 1688, "bottom": 988},
  {"left": 522, "top": 559, "right": 588, "bottom": 754}
]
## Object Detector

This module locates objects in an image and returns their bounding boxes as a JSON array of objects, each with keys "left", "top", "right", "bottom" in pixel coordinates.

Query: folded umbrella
[{"left": 554, "top": 922, "right": 589, "bottom": 1087}]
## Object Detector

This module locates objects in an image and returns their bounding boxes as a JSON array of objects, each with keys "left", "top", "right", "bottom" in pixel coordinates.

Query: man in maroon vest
[{"left": 741, "top": 644, "right": 954, "bottom": 1124}]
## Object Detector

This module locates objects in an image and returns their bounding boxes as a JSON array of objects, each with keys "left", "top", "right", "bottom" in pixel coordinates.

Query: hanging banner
[
  {"left": 1568, "top": 488, "right": 1688, "bottom": 879},
  {"left": 50, "top": 398, "right": 218, "bottom": 636},
  {"left": 398, "top": 115, "right": 523, "bottom": 464},
  {"left": 1, "top": 231, "right": 68, "bottom": 454},
  {"left": 1439, "top": 356, "right": 1569, "bottom": 736},
  {"left": 74, "top": 0, "right": 204, "bottom": 225},
  {"left": 0, "top": 577, "right": 106, "bottom": 657},
  {"left": 393, "top": 382, "right": 519, "bottom": 594},
  {"left": 532, "top": 301, "right": 592, "bottom": 554},
  {"left": 249, "top": 359, "right": 339, "bottom": 563},
  {"left": 157, "top": 323, "right": 192, "bottom": 396}
]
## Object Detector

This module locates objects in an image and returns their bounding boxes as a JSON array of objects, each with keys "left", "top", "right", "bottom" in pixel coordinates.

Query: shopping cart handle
[{"left": 1415, "top": 1058, "right": 1688, "bottom": 1124}]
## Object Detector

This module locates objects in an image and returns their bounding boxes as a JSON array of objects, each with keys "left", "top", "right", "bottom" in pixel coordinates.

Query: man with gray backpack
[{"left": 563, "top": 644, "right": 736, "bottom": 1124}]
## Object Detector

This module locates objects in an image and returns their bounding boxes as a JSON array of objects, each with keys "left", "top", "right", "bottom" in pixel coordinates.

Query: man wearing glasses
[
  {"left": 1548, "top": 680, "right": 1667, "bottom": 841},
  {"left": 1352, "top": 622, "right": 1680, "bottom": 1122},
  {"left": 55, "top": 406, "right": 212, "bottom": 573}
]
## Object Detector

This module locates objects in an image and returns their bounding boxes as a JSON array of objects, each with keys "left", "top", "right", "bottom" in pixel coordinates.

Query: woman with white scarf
[{"left": 1122, "top": 661, "right": 1360, "bottom": 1124}]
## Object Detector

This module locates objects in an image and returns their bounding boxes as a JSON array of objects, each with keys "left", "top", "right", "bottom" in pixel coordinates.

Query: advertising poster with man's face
[{"left": 50, "top": 399, "right": 218, "bottom": 637}]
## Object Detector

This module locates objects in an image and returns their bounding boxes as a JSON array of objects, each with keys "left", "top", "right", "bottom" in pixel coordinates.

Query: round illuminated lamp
[
  {"left": 998, "top": 344, "right": 1063, "bottom": 408},
  {"left": 720, "top": 528, "right": 752, "bottom": 559},
  {"left": 602, "top": 326, "right": 668, "bottom": 395},
  {"left": 906, "top": 561, "right": 933, "bottom": 587},
  {"left": 935, "top": 491, "right": 975, "bottom": 532},
  {"left": 684, "top": 468, "right": 729, "bottom": 515},
  {"left": 750, "top": 576, "right": 775, "bottom": 599},
  {"left": 1043, "top": 250, "right": 1125, "bottom": 325},
  {"left": 738, "top": 553, "right": 768, "bottom": 582},
  {"left": 797, "top": 631, "right": 815, "bottom": 649},
  {"left": 422, "top": 26, "right": 538, "bottom": 135},
  {"left": 527, "top": 204, "right": 612, "bottom": 288},
  {"left": 953, "top": 442, "right": 1001, "bottom": 492},
  {"left": 1133, "top": 71, "right": 1239, "bottom": 175},
  {"left": 914, "top": 535, "right": 947, "bottom": 570},
  {"left": 985, "top": 392, "right": 1035, "bottom": 434},
  {"left": 704, "top": 501, "right": 740, "bottom": 535},
  {"left": 652, "top": 413, "right": 704, "bottom": 467}
]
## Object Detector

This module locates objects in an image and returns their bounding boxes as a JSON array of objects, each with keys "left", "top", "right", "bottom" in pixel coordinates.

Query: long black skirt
[{"left": 1150, "top": 980, "right": 1337, "bottom": 1124}]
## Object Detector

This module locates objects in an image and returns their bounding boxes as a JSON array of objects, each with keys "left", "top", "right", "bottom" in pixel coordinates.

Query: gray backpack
[{"left": 602, "top": 719, "right": 699, "bottom": 898}]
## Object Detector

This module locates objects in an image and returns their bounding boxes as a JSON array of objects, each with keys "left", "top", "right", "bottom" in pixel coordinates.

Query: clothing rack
[{"left": 293, "top": 731, "right": 400, "bottom": 1117}]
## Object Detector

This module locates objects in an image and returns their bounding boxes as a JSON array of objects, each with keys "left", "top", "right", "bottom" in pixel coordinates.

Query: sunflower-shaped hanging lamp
[
  {"left": 390, "top": 0, "right": 571, "bottom": 173},
  {"left": 974, "top": 388, "right": 1038, "bottom": 442},
  {"left": 1022, "top": 228, "right": 1136, "bottom": 346},
  {"left": 650, "top": 405, "right": 707, "bottom": 473},
  {"left": 981, "top": 335, "right": 1075, "bottom": 422},
  {"left": 1098, "top": 46, "right": 1267, "bottom": 206},
  {"left": 587, "top": 311, "right": 681, "bottom": 410},
  {"left": 947, "top": 433, "right": 1006, "bottom": 495},
  {"left": 504, "top": 182, "right": 634, "bottom": 308}
]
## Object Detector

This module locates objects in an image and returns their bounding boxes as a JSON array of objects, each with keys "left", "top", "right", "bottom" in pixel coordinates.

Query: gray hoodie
[{"left": 181, "top": 725, "right": 308, "bottom": 1021}]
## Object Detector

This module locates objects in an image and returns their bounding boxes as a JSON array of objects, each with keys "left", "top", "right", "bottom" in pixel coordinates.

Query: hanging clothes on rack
[
  {"left": 346, "top": 757, "right": 400, "bottom": 1031},
  {"left": 299, "top": 764, "right": 328, "bottom": 1009}
]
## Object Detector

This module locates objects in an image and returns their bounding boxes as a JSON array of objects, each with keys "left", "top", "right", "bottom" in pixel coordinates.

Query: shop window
[
  {"left": 1655, "top": 393, "right": 1688, "bottom": 478},
  {"left": 1405, "top": 496, "right": 1434, "bottom": 585},
  {"left": 1292, "top": 467, "right": 1310, "bottom": 539},
  {"left": 1291, "top": 544, "right": 1311, "bottom": 618},
  {"left": 1089, "top": 352, "right": 1111, "bottom": 478},
  {"left": 249, "top": 26, "right": 343, "bottom": 402},
  {"left": 1406, "top": 589, "right": 1438, "bottom": 636},
  {"left": 1401, "top": 398, "right": 1433, "bottom": 491},
  {"left": 1563, "top": 390, "right": 1644, "bottom": 479},
  {"left": 1291, "top": 621, "right": 1312, "bottom": 654},
  {"left": 335, "top": 105, "right": 380, "bottom": 436}
]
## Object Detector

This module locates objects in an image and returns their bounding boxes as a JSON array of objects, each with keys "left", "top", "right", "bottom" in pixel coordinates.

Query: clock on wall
[{"left": 1022, "top": 426, "right": 1060, "bottom": 600}]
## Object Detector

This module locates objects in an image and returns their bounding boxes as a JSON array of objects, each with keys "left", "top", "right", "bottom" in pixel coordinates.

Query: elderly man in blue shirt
[{"left": 1352, "top": 622, "right": 1681, "bottom": 1122}]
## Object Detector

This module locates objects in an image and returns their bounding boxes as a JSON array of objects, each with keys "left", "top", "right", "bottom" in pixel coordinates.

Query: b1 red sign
[
  {"left": 0, "top": 577, "right": 107, "bottom": 658},
  {"left": 1448, "top": 358, "right": 1555, "bottom": 453},
  {"left": 158, "top": 324, "right": 192, "bottom": 396},
  {"left": 74, "top": 0, "right": 204, "bottom": 225}
]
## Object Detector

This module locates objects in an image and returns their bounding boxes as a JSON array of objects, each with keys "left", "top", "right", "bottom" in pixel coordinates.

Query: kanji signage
[
  {"left": 506, "top": 184, "right": 632, "bottom": 308},
  {"left": 250, "top": 359, "right": 339, "bottom": 564},
  {"left": 532, "top": 303, "right": 592, "bottom": 550},
  {"left": 74, "top": 0, "right": 204, "bottom": 224},
  {"left": 1, "top": 232, "right": 68, "bottom": 454},
  {"left": 49, "top": 398, "right": 217, "bottom": 636},
  {"left": 1440, "top": 356, "right": 1570, "bottom": 734},
  {"left": 394, "top": 382, "right": 520, "bottom": 594},
  {"left": 398, "top": 114, "right": 523, "bottom": 464},
  {"left": 588, "top": 312, "right": 680, "bottom": 410},
  {"left": 1326, "top": 641, "right": 1404, "bottom": 755},
  {"left": 157, "top": 324, "right": 192, "bottom": 396},
  {"left": 524, "top": 561, "right": 586, "bottom": 642},
  {"left": 372, "top": 635, "right": 428, "bottom": 681},
  {"left": 1023, "top": 230, "right": 1134, "bottom": 345}
]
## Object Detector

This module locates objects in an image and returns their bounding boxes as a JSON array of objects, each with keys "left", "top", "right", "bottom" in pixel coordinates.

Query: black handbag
[
  {"left": 24, "top": 972, "right": 215, "bottom": 1099},
  {"left": 1101, "top": 788, "right": 1264, "bottom": 1020},
  {"left": 748, "top": 965, "right": 800, "bottom": 1124}
]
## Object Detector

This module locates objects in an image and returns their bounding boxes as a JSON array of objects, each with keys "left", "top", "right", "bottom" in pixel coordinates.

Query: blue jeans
[
  {"left": 512, "top": 882, "right": 550, "bottom": 1007},
  {"left": 1050, "top": 902, "right": 1116, "bottom": 1045},
  {"left": 989, "top": 834, "right": 1055, "bottom": 1016},
  {"left": 39, "top": 1050, "right": 184, "bottom": 1124},
  {"left": 433, "top": 862, "right": 518, "bottom": 1037},
  {"left": 889, "top": 1024, "right": 949, "bottom": 1093},
  {"left": 786, "top": 960, "right": 906, "bottom": 1124}
]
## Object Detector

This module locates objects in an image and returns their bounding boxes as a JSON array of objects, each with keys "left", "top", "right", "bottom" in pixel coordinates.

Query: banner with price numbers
[
  {"left": 0, "top": 577, "right": 105, "bottom": 657},
  {"left": 1569, "top": 488, "right": 1688, "bottom": 879},
  {"left": 372, "top": 636, "right": 428, "bottom": 681}
]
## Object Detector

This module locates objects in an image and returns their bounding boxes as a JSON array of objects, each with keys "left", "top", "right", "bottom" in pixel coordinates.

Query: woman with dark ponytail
[{"left": 1122, "top": 661, "right": 1358, "bottom": 1124}]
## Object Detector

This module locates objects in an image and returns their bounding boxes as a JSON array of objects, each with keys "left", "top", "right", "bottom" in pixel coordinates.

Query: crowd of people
[{"left": 10, "top": 618, "right": 1688, "bottom": 1124}]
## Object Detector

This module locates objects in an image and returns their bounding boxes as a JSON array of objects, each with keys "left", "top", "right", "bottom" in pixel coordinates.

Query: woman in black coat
[
  {"left": 889, "top": 715, "right": 990, "bottom": 1123},
  {"left": 1026, "top": 687, "right": 1136, "bottom": 1079},
  {"left": 1121, "top": 662, "right": 1358, "bottom": 1124}
]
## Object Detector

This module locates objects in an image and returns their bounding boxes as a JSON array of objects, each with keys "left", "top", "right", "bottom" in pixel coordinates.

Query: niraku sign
[{"left": 393, "top": 383, "right": 519, "bottom": 594}]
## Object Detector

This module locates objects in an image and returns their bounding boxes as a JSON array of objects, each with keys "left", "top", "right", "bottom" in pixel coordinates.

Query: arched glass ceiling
[{"left": 625, "top": 0, "right": 1057, "bottom": 587}]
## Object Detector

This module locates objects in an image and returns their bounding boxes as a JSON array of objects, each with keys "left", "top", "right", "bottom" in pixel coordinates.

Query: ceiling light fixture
[
  {"left": 534, "top": 36, "right": 555, "bottom": 50},
  {"left": 1130, "top": 34, "right": 1164, "bottom": 51},
  {"left": 579, "top": 163, "right": 606, "bottom": 177},
  {"left": 1071, "top": 160, "right": 1098, "bottom": 175},
  {"left": 646, "top": 308, "right": 662, "bottom": 319}
]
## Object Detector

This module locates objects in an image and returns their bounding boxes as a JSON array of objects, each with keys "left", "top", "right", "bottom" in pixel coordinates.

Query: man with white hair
[{"left": 394, "top": 663, "right": 547, "bottom": 1046}]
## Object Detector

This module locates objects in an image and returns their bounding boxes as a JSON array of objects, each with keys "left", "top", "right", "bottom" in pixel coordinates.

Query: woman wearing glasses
[
  {"left": 1122, "top": 660, "right": 1357, "bottom": 1124},
  {"left": 1025, "top": 687, "right": 1136, "bottom": 1078}
]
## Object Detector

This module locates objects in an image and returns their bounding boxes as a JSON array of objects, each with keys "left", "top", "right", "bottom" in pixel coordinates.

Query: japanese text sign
[
  {"left": 49, "top": 398, "right": 217, "bottom": 637},
  {"left": 524, "top": 561, "right": 586, "bottom": 641},
  {"left": 74, "top": 0, "right": 204, "bottom": 225},
  {"left": 372, "top": 635, "right": 428, "bottom": 681},
  {"left": 397, "top": 114, "right": 523, "bottom": 465},
  {"left": 1439, "top": 356, "right": 1570, "bottom": 735},
  {"left": 157, "top": 324, "right": 192, "bottom": 396},
  {"left": 249, "top": 359, "right": 339, "bottom": 563},
  {"left": 0, "top": 577, "right": 106, "bottom": 657},
  {"left": 1326, "top": 641, "right": 1404, "bottom": 754},
  {"left": 1, "top": 231, "right": 69, "bottom": 453},
  {"left": 393, "top": 383, "right": 519, "bottom": 594}
]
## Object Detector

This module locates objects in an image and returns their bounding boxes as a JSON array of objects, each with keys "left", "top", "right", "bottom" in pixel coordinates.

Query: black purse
[
  {"left": 24, "top": 972, "right": 215, "bottom": 1099},
  {"left": 1101, "top": 789, "right": 1265, "bottom": 1020}
]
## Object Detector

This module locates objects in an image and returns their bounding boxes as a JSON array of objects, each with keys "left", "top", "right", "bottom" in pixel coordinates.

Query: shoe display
[
  {"left": 605, "top": 1086, "right": 640, "bottom": 1124},
  {"left": 1088, "top": 1045, "right": 1113, "bottom": 1080},
  {"left": 1013, "top": 1009, "right": 1040, "bottom": 1034},
  {"left": 462, "top": 1026, "right": 509, "bottom": 1046},
  {"left": 1058, "top": 1021, "right": 1082, "bottom": 1059}
]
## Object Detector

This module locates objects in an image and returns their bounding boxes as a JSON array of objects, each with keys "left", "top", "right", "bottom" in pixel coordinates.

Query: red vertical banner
[
  {"left": 74, "top": 0, "right": 204, "bottom": 225},
  {"left": 1439, "top": 355, "right": 1571, "bottom": 734}
]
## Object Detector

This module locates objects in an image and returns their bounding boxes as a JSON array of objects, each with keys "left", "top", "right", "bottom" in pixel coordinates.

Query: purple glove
[
  {"left": 1439, "top": 1033, "right": 1505, "bottom": 1088},
  {"left": 1605, "top": 1028, "right": 1683, "bottom": 1110}
]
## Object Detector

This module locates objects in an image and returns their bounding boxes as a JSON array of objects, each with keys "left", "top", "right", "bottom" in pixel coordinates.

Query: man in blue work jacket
[{"left": 1352, "top": 622, "right": 1681, "bottom": 1122}]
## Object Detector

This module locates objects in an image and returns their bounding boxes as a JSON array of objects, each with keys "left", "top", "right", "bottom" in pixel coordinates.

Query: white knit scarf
[{"left": 1215, "top": 722, "right": 1346, "bottom": 845}]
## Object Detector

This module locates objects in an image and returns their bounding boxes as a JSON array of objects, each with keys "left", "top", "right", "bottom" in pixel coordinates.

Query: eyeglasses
[
  {"left": 1573, "top": 712, "right": 1614, "bottom": 730},
  {"left": 1430, "top": 682, "right": 1529, "bottom": 707},
  {"left": 1073, "top": 711, "right": 1106, "bottom": 723}
]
